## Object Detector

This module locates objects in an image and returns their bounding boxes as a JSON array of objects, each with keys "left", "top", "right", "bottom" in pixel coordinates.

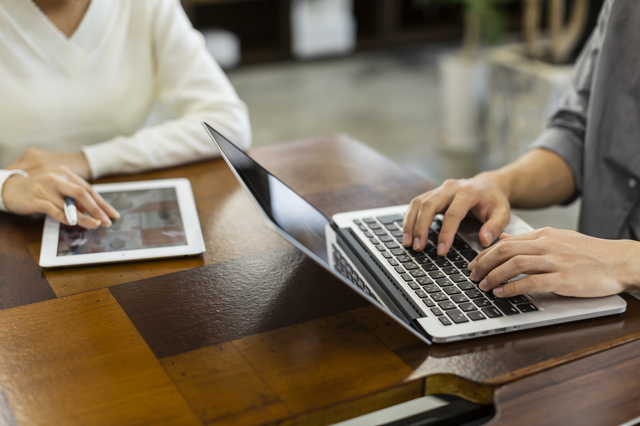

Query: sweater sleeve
[
  {"left": 0, "top": 169, "right": 29, "bottom": 212},
  {"left": 82, "top": 0, "right": 251, "bottom": 179},
  {"left": 528, "top": 0, "right": 612, "bottom": 196}
]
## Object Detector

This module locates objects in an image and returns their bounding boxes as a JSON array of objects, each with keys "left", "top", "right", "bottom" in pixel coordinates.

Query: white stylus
[{"left": 64, "top": 196, "right": 78, "bottom": 226}]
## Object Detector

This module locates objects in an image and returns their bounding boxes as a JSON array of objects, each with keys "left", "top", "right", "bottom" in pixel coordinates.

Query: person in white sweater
[{"left": 0, "top": 0, "right": 251, "bottom": 228}]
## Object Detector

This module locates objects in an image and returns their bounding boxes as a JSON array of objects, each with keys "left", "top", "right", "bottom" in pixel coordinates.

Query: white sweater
[{"left": 0, "top": 0, "right": 251, "bottom": 211}]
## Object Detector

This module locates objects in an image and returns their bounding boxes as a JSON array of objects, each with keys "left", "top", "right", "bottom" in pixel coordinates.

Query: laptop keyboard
[{"left": 351, "top": 213, "right": 539, "bottom": 326}]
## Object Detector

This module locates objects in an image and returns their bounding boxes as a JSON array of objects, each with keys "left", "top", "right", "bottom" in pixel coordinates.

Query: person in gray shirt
[{"left": 402, "top": 0, "right": 640, "bottom": 298}]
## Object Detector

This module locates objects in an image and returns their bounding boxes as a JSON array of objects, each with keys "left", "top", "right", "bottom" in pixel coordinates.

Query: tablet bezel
[{"left": 39, "top": 178, "right": 206, "bottom": 268}]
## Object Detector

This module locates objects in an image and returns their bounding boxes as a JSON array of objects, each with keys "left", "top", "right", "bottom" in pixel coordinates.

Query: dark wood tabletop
[{"left": 1, "top": 135, "right": 639, "bottom": 425}]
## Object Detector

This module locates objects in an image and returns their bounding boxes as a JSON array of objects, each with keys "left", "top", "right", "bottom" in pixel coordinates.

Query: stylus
[{"left": 64, "top": 197, "right": 78, "bottom": 226}]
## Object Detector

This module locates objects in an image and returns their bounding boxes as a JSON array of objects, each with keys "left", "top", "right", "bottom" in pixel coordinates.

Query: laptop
[{"left": 203, "top": 123, "right": 627, "bottom": 344}]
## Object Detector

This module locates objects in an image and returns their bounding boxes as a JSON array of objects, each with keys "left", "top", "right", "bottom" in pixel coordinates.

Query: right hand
[
  {"left": 2, "top": 166, "right": 119, "bottom": 229},
  {"left": 402, "top": 174, "right": 512, "bottom": 255}
]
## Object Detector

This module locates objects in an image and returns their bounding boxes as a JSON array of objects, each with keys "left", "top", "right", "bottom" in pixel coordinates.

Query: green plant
[{"left": 414, "top": 0, "right": 513, "bottom": 58}]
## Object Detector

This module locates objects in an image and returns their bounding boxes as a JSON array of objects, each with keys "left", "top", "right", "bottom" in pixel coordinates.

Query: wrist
[
  {"left": 618, "top": 239, "right": 640, "bottom": 294},
  {"left": 475, "top": 169, "right": 513, "bottom": 203}
]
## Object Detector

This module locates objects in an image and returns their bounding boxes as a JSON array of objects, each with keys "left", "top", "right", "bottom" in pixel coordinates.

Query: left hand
[
  {"left": 468, "top": 227, "right": 640, "bottom": 298},
  {"left": 7, "top": 148, "right": 91, "bottom": 181}
]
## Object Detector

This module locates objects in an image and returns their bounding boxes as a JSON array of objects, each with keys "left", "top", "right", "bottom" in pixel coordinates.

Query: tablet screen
[{"left": 57, "top": 188, "right": 187, "bottom": 256}]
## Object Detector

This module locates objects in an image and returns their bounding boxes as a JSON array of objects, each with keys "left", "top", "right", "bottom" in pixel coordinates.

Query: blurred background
[{"left": 182, "top": 0, "right": 604, "bottom": 231}]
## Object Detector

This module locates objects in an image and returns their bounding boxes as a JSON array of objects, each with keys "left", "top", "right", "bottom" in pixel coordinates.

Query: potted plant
[{"left": 414, "top": 0, "right": 514, "bottom": 154}]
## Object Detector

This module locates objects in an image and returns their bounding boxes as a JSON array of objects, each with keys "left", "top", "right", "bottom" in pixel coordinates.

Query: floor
[{"left": 227, "top": 45, "right": 580, "bottom": 232}]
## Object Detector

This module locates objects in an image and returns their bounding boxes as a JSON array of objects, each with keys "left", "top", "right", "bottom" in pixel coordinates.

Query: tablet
[{"left": 39, "top": 178, "right": 206, "bottom": 268}]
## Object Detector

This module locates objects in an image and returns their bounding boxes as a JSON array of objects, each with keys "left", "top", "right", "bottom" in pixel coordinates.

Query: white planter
[{"left": 436, "top": 54, "right": 488, "bottom": 153}]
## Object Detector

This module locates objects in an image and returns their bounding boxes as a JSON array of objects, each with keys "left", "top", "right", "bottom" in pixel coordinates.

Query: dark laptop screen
[{"left": 204, "top": 123, "right": 331, "bottom": 263}]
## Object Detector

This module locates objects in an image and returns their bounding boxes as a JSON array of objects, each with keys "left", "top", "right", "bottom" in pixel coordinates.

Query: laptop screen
[{"left": 204, "top": 123, "right": 331, "bottom": 263}]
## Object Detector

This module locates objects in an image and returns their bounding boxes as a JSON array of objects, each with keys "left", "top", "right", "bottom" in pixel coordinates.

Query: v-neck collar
[{"left": 0, "top": 0, "right": 115, "bottom": 78}]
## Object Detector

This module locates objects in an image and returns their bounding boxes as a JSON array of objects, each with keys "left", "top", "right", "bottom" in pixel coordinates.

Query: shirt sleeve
[
  {"left": 0, "top": 169, "right": 29, "bottom": 212},
  {"left": 82, "top": 0, "right": 251, "bottom": 179},
  {"left": 528, "top": 0, "right": 613, "bottom": 195}
]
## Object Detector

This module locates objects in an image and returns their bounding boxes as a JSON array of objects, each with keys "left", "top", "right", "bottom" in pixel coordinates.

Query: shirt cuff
[
  {"left": 0, "top": 170, "right": 29, "bottom": 212},
  {"left": 528, "top": 126, "right": 585, "bottom": 196}
]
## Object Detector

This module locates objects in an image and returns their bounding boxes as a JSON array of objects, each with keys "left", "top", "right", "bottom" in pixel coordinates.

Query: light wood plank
[{"left": 0, "top": 289, "right": 202, "bottom": 426}]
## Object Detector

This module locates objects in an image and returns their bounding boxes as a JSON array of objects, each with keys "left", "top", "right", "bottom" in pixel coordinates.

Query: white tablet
[{"left": 39, "top": 178, "right": 206, "bottom": 268}]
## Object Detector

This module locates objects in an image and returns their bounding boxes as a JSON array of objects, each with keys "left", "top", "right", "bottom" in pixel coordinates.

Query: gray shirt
[{"left": 530, "top": 0, "right": 640, "bottom": 240}]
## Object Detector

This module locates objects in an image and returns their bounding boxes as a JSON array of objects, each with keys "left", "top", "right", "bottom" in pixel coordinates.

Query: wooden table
[{"left": 1, "top": 136, "right": 640, "bottom": 426}]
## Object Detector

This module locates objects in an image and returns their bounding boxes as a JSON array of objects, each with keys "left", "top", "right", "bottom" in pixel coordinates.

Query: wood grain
[
  {"left": 0, "top": 289, "right": 202, "bottom": 426},
  {"left": 161, "top": 343, "right": 291, "bottom": 426},
  {"left": 491, "top": 336, "right": 640, "bottom": 425},
  {"left": 111, "top": 247, "right": 368, "bottom": 358}
]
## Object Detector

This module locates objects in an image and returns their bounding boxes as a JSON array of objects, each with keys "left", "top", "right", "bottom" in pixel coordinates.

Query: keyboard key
[
  {"left": 394, "top": 266, "right": 405, "bottom": 274},
  {"left": 401, "top": 274, "right": 413, "bottom": 282},
  {"left": 517, "top": 303, "right": 539, "bottom": 313},
  {"left": 457, "top": 282, "right": 475, "bottom": 291},
  {"left": 353, "top": 219, "right": 362, "bottom": 225},
  {"left": 381, "top": 252, "right": 392, "bottom": 259},
  {"left": 407, "top": 281, "right": 420, "bottom": 290},
  {"left": 438, "top": 301, "right": 456, "bottom": 310},
  {"left": 494, "top": 299, "right": 520, "bottom": 316},
  {"left": 434, "top": 259, "right": 451, "bottom": 268},
  {"left": 391, "top": 249, "right": 405, "bottom": 256},
  {"left": 458, "top": 302, "right": 478, "bottom": 312},
  {"left": 421, "top": 263, "right": 439, "bottom": 272},
  {"left": 431, "top": 307, "right": 444, "bottom": 316},
  {"left": 446, "top": 309, "right": 469, "bottom": 324},
  {"left": 364, "top": 231, "right": 373, "bottom": 238},
  {"left": 377, "top": 214, "right": 403, "bottom": 224},
  {"left": 374, "top": 229, "right": 387, "bottom": 236},
  {"left": 368, "top": 223, "right": 382, "bottom": 230},
  {"left": 439, "top": 316, "right": 452, "bottom": 326},
  {"left": 404, "top": 262, "right": 419, "bottom": 270},
  {"left": 429, "top": 271, "right": 446, "bottom": 279},
  {"left": 363, "top": 217, "right": 376, "bottom": 223},
  {"left": 414, "top": 289, "right": 428, "bottom": 298},
  {"left": 431, "top": 292, "right": 448, "bottom": 302},
  {"left": 385, "top": 224, "right": 399, "bottom": 231},
  {"left": 410, "top": 270, "right": 426, "bottom": 278},
  {"left": 508, "top": 295, "right": 530, "bottom": 305},
  {"left": 447, "top": 254, "right": 465, "bottom": 263},
  {"left": 397, "top": 255, "right": 412, "bottom": 263},
  {"left": 442, "top": 267, "right": 458, "bottom": 275},
  {"left": 415, "top": 257, "right": 431, "bottom": 264},
  {"left": 391, "top": 230, "right": 403, "bottom": 237},
  {"left": 379, "top": 235, "right": 393, "bottom": 243},
  {"left": 358, "top": 225, "right": 367, "bottom": 232},
  {"left": 387, "top": 258, "right": 399, "bottom": 266},
  {"left": 465, "top": 289, "right": 484, "bottom": 299},
  {"left": 451, "top": 294, "right": 469, "bottom": 304},
  {"left": 454, "top": 261, "right": 469, "bottom": 269},
  {"left": 459, "top": 250, "right": 477, "bottom": 261},
  {"left": 444, "top": 286, "right": 461, "bottom": 295},
  {"left": 449, "top": 274, "right": 468, "bottom": 283},
  {"left": 459, "top": 269, "right": 471, "bottom": 277},
  {"left": 416, "top": 276, "right": 433, "bottom": 286},
  {"left": 423, "top": 298, "right": 435, "bottom": 308},
  {"left": 481, "top": 306, "right": 503, "bottom": 318},
  {"left": 468, "top": 311, "right": 486, "bottom": 321},
  {"left": 436, "top": 278, "right": 453, "bottom": 287},
  {"left": 473, "top": 298, "right": 492, "bottom": 308},
  {"left": 424, "top": 284, "right": 440, "bottom": 293},
  {"left": 375, "top": 245, "right": 386, "bottom": 252},
  {"left": 369, "top": 237, "right": 379, "bottom": 244},
  {"left": 453, "top": 241, "right": 471, "bottom": 251}
]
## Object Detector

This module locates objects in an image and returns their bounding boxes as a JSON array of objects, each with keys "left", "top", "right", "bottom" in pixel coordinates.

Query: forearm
[{"left": 478, "top": 148, "right": 576, "bottom": 209}]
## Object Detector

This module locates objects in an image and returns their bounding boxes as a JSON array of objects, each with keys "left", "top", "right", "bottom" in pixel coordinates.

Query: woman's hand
[
  {"left": 402, "top": 174, "right": 512, "bottom": 255},
  {"left": 1, "top": 166, "right": 119, "bottom": 229},
  {"left": 469, "top": 228, "right": 640, "bottom": 298},
  {"left": 6, "top": 148, "right": 92, "bottom": 181}
]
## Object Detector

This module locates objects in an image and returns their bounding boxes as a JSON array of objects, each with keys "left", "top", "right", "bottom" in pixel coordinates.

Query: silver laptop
[{"left": 204, "top": 123, "right": 627, "bottom": 344}]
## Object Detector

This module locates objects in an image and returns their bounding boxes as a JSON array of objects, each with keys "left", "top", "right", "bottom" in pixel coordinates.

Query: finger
[
  {"left": 36, "top": 199, "right": 69, "bottom": 225},
  {"left": 75, "top": 211, "right": 102, "bottom": 229},
  {"left": 477, "top": 205, "right": 511, "bottom": 247},
  {"left": 470, "top": 239, "right": 544, "bottom": 282},
  {"left": 437, "top": 191, "right": 478, "bottom": 256},
  {"left": 62, "top": 171, "right": 120, "bottom": 220},
  {"left": 57, "top": 181, "right": 109, "bottom": 227},
  {"left": 499, "top": 233, "right": 513, "bottom": 240},
  {"left": 403, "top": 196, "right": 424, "bottom": 247},
  {"left": 413, "top": 193, "right": 453, "bottom": 251},
  {"left": 492, "top": 273, "right": 555, "bottom": 298},
  {"left": 478, "top": 255, "right": 552, "bottom": 292}
]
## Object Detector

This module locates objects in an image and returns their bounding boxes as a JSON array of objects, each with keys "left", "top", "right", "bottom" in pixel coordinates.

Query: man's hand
[
  {"left": 402, "top": 174, "right": 511, "bottom": 255},
  {"left": 6, "top": 148, "right": 92, "bottom": 180},
  {"left": 468, "top": 228, "right": 640, "bottom": 298},
  {"left": 2, "top": 166, "right": 119, "bottom": 229}
]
